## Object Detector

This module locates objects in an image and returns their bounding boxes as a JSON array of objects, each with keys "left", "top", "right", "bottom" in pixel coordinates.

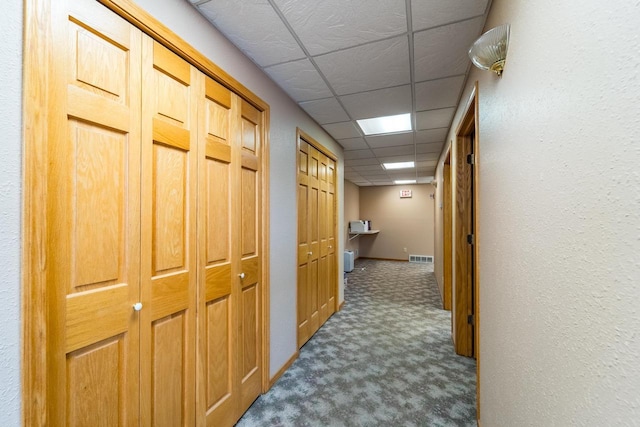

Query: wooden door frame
[
  {"left": 453, "top": 82, "right": 481, "bottom": 421},
  {"left": 22, "top": 0, "right": 271, "bottom": 423},
  {"left": 443, "top": 151, "right": 452, "bottom": 312},
  {"left": 295, "top": 128, "right": 339, "bottom": 348}
]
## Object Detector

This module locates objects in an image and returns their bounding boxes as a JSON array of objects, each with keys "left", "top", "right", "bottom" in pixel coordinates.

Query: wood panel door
[
  {"left": 297, "top": 140, "right": 311, "bottom": 345},
  {"left": 196, "top": 76, "right": 238, "bottom": 426},
  {"left": 326, "top": 156, "right": 337, "bottom": 317},
  {"left": 297, "top": 134, "right": 337, "bottom": 348},
  {"left": 297, "top": 140, "right": 320, "bottom": 346},
  {"left": 454, "top": 132, "right": 474, "bottom": 357},
  {"left": 46, "top": 1, "right": 143, "bottom": 425},
  {"left": 238, "top": 100, "right": 263, "bottom": 413},
  {"left": 140, "top": 39, "right": 198, "bottom": 426}
]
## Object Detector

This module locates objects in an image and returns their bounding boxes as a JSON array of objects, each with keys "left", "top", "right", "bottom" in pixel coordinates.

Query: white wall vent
[{"left": 409, "top": 255, "right": 433, "bottom": 263}]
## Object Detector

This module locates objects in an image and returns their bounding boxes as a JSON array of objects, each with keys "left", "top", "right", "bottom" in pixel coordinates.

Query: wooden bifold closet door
[
  {"left": 297, "top": 135, "right": 337, "bottom": 348},
  {"left": 25, "top": 0, "right": 266, "bottom": 425}
]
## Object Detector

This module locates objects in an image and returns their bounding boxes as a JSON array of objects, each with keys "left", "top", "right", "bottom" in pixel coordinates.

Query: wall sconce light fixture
[{"left": 468, "top": 24, "right": 510, "bottom": 76}]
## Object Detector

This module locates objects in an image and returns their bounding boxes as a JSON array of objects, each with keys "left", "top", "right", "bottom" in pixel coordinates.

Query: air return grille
[{"left": 409, "top": 255, "right": 433, "bottom": 263}]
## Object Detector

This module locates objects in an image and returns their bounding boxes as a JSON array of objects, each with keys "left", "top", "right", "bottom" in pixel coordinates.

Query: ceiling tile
[
  {"left": 370, "top": 180, "right": 393, "bottom": 185},
  {"left": 322, "top": 121, "right": 362, "bottom": 139},
  {"left": 264, "top": 58, "right": 333, "bottom": 102},
  {"left": 411, "top": 0, "right": 489, "bottom": 31},
  {"left": 344, "top": 158, "right": 382, "bottom": 167},
  {"left": 343, "top": 149, "right": 375, "bottom": 160},
  {"left": 416, "top": 153, "right": 439, "bottom": 161},
  {"left": 389, "top": 170, "right": 416, "bottom": 181},
  {"left": 340, "top": 85, "right": 412, "bottom": 120},
  {"left": 415, "top": 128, "right": 448, "bottom": 144},
  {"left": 337, "top": 137, "right": 369, "bottom": 150},
  {"left": 299, "top": 97, "right": 350, "bottom": 124},
  {"left": 415, "top": 75, "right": 466, "bottom": 111},
  {"left": 414, "top": 17, "right": 485, "bottom": 81},
  {"left": 416, "top": 107, "right": 456, "bottom": 130},
  {"left": 352, "top": 165, "right": 385, "bottom": 172},
  {"left": 417, "top": 160, "right": 438, "bottom": 168},
  {"left": 365, "top": 132, "right": 414, "bottom": 148},
  {"left": 345, "top": 172, "right": 364, "bottom": 180},
  {"left": 315, "top": 36, "right": 410, "bottom": 95},
  {"left": 273, "top": 0, "right": 407, "bottom": 56},
  {"left": 416, "top": 142, "right": 443, "bottom": 154},
  {"left": 373, "top": 145, "right": 415, "bottom": 158},
  {"left": 196, "top": 0, "right": 305, "bottom": 67},
  {"left": 377, "top": 155, "right": 416, "bottom": 164},
  {"left": 360, "top": 171, "right": 390, "bottom": 178}
]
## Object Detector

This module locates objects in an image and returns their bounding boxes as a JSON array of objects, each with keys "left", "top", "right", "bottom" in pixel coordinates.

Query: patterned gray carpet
[{"left": 237, "top": 259, "right": 476, "bottom": 426}]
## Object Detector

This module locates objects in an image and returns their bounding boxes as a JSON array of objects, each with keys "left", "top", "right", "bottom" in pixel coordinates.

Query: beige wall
[
  {"left": 0, "top": 0, "right": 22, "bottom": 423},
  {"left": 358, "top": 184, "right": 434, "bottom": 260},
  {"left": 344, "top": 180, "right": 360, "bottom": 258},
  {"left": 434, "top": 0, "right": 640, "bottom": 423}
]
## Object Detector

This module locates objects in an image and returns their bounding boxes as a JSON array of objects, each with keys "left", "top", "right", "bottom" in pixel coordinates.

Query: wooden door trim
[
  {"left": 22, "top": 1, "right": 51, "bottom": 423},
  {"left": 443, "top": 151, "right": 452, "bottom": 311},
  {"left": 454, "top": 82, "right": 480, "bottom": 421},
  {"left": 22, "top": 0, "right": 271, "bottom": 422}
]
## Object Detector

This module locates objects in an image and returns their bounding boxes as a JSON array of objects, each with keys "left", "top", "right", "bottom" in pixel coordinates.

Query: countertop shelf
[{"left": 348, "top": 230, "right": 380, "bottom": 241}]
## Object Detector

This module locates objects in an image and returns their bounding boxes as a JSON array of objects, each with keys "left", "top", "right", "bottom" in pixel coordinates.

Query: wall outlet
[
  {"left": 403, "top": 247, "right": 407, "bottom": 253},
  {"left": 354, "top": 249, "right": 359, "bottom": 257}
]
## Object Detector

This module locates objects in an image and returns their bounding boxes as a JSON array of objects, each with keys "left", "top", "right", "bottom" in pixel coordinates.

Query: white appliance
[
  {"left": 344, "top": 250, "right": 354, "bottom": 272},
  {"left": 349, "top": 220, "right": 367, "bottom": 233}
]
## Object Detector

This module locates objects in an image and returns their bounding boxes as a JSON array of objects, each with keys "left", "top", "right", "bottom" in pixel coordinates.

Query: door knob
[
  {"left": 328, "top": 245, "right": 333, "bottom": 249},
  {"left": 239, "top": 272, "right": 245, "bottom": 279},
  {"left": 133, "top": 302, "right": 143, "bottom": 311},
  {"left": 308, "top": 251, "right": 313, "bottom": 256}
]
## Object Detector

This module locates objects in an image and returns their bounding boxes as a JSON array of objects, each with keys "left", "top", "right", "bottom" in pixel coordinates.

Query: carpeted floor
[{"left": 237, "top": 259, "right": 477, "bottom": 426}]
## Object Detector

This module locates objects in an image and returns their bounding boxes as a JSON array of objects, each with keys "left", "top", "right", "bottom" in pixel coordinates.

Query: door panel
[
  {"left": 56, "top": 1, "right": 142, "bottom": 424},
  {"left": 153, "top": 314, "right": 186, "bottom": 426},
  {"left": 297, "top": 140, "right": 310, "bottom": 344},
  {"left": 238, "top": 100, "right": 262, "bottom": 413},
  {"left": 327, "top": 157, "right": 337, "bottom": 315},
  {"left": 454, "top": 135, "right": 474, "bottom": 357},
  {"left": 197, "top": 76, "right": 237, "bottom": 427},
  {"left": 66, "top": 338, "right": 124, "bottom": 427},
  {"left": 141, "top": 38, "right": 197, "bottom": 426}
]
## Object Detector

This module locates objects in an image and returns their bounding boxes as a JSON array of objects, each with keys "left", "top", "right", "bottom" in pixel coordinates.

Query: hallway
[{"left": 238, "top": 259, "right": 476, "bottom": 426}]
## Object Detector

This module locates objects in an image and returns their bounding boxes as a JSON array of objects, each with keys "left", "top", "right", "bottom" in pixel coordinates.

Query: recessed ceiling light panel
[
  {"left": 382, "top": 161, "right": 414, "bottom": 170},
  {"left": 357, "top": 113, "right": 412, "bottom": 136},
  {"left": 394, "top": 179, "right": 416, "bottom": 185}
]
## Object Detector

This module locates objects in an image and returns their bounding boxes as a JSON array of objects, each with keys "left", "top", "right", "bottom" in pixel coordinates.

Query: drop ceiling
[{"left": 189, "top": 0, "right": 490, "bottom": 186}]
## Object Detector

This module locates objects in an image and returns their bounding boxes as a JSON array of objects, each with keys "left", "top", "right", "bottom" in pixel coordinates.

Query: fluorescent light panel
[
  {"left": 357, "top": 113, "right": 412, "bottom": 136},
  {"left": 382, "top": 161, "right": 414, "bottom": 170},
  {"left": 395, "top": 179, "right": 416, "bottom": 185}
]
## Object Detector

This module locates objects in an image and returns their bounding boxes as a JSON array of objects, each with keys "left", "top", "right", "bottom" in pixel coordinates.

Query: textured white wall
[
  {"left": 133, "top": 0, "right": 344, "bottom": 377},
  {"left": 436, "top": 0, "right": 640, "bottom": 424},
  {"left": 0, "top": 0, "right": 22, "bottom": 424}
]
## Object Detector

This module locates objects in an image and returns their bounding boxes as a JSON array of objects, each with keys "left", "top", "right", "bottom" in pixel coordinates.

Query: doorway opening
[{"left": 451, "top": 82, "right": 480, "bottom": 419}]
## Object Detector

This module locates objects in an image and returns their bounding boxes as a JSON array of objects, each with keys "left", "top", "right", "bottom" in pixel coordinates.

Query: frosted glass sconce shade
[{"left": 468, "top": 24, "right": 510, "bottom": 76}]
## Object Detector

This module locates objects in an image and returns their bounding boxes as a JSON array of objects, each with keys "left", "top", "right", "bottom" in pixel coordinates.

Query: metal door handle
[
  {"left": 133, "top": 302, "right": 143, "bottom": 311},
  {"left": 239, "top": 272, "right": 245, "bottom": 279},
  {"left": 308, "top": 251, "right": 313, "bottom": 256}
]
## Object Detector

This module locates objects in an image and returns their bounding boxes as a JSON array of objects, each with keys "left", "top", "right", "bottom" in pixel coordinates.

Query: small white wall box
[
  {"left": 350, "top": 220, "right": 367, "bottom": 233},
  {"left": 344, "top": 251, "right": 354, "bottom": 272}
]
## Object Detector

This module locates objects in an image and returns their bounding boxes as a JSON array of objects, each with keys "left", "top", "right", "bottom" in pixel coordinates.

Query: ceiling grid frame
[{"left": 190, "top": 0, "right": 493, "bottom": 186}]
